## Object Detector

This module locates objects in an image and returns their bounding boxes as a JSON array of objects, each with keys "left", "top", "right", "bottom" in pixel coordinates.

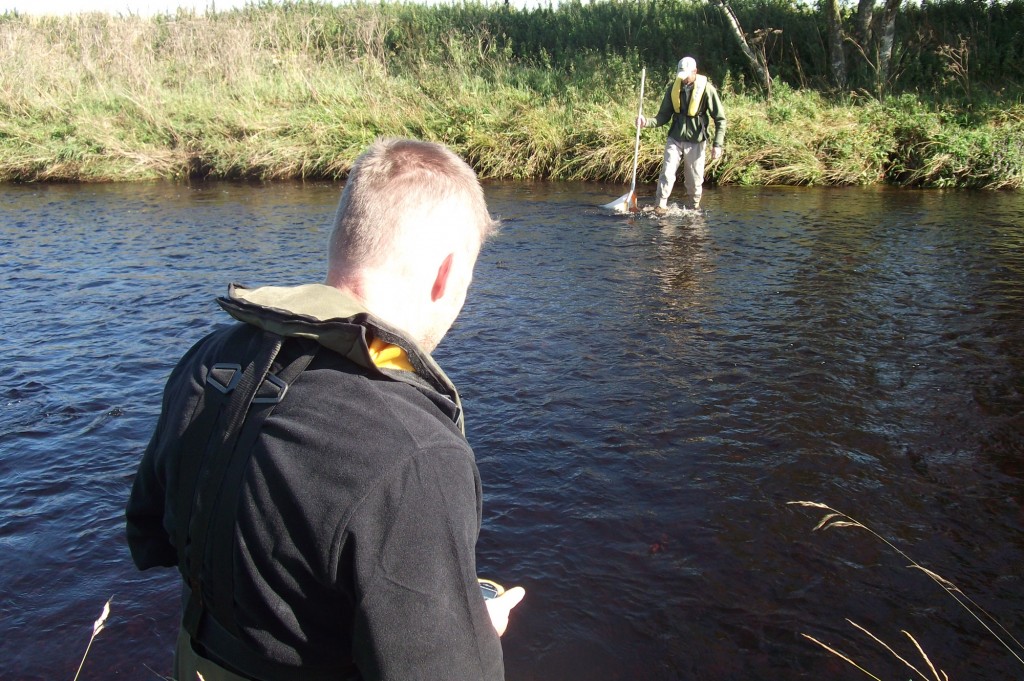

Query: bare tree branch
[{"left": 708, "top": 0, "right": 772, "bottom": 91}]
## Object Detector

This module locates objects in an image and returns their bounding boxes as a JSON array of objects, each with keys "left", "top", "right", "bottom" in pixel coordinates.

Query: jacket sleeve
[
  {"left": 708, "top": 85, "right": 727, "bottom": 148},
  {"left": 653, "top": 85, "right": 675, "bottom": 127},
  {"left": 125, "top": 385, "right": 180, "bottom": 570},
  {"left": 125, "top": 338, "right": 210, "bottom": 571},
  {"left": 348, "top": 445, "right": 504, "bottom": 681}
]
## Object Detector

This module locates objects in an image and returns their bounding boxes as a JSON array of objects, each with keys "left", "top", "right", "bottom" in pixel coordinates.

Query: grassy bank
[{"left": 1, "top": 4, "right": 1022, "bottom": 188}]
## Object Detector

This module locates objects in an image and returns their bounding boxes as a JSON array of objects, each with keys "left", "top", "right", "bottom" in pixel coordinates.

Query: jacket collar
[{"left": 216, "top": 283, "right": 464, "bottom": 432}]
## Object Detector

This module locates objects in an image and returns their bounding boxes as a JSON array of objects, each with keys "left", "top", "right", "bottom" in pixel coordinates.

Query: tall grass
[
  {"left": 790, "top": 502, "right": 1024, "bottom": 679},
  {"left": 0, "top": 3, "right": 1021, "bottom": 187},
  {"left": 73, "top": 597, "right": 111, "bottom": 681}
]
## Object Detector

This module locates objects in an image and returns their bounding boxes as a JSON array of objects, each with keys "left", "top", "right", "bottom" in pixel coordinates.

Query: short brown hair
[{"left": 328, "top": 138, "right": 498, "bottom": 272}]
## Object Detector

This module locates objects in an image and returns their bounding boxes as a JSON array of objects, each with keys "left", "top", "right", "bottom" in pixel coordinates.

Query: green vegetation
[{"left": 1, "top": 0, "right": 1022, "bottom": 188}]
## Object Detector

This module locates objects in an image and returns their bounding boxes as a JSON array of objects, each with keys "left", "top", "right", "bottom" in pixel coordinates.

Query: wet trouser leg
[
  {"left": 655, "top": 138, "right": 706, "bottom": 209},
  {"left": 681, "top": 140, "right": 706, "bottom": 209},
  {"left": 655, "top": 138, "right": 683, "bottom": 209}
]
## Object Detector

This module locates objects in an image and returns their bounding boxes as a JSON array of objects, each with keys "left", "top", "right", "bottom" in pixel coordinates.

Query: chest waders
[{"left": 172, "top": 329, "right": 356, "bottom": 681}]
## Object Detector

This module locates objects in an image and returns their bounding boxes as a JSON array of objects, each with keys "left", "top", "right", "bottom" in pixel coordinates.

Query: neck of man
[{"left": 331, "top": 273, "right": 435, "bottom": 351}]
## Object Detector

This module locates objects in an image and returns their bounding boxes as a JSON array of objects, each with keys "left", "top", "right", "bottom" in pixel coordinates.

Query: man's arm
[
  {"left": 653, "top": 85, "right": 674, "bottom": 127},
  {"left": 349, "top": 446, "right": 505, "bottom": 681},
  {"left": 126, "top": 338, "right": 211, "bottom": 570},
  {"left": 639, "top": 86, "right": 675, "bottom": 129},
  {"left": 708, "top": 85, "right": 727, "bottom": 149},
  {"left": 125, "top": 390, "right": 180, "bottom": 570}
]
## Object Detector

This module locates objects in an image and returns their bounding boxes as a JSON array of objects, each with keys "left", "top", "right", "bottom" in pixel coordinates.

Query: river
[{"left": 1, "top": 181, "right": 1022, "bottom": 680}]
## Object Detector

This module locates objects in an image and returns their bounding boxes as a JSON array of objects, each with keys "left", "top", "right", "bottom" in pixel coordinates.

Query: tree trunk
[
  {"left": 710, "top": 0, "right": 772, "bottom": 91},
  {"left": 825, "top": 0, "right": 847, "bottom": 89},
  {"left": 876, "top": 0, "right": 902, "bottom": 88},
  {"left": 855, "top": 0, "right": 874, "bottom": 47}
]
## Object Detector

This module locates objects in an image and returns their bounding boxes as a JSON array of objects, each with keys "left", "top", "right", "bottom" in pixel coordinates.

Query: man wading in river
[
  {"left": 638, "top": 56, "right": 727, "bottom": 212},
  {"left": 126, "top": 137, "right": 525, "bottom": 681}
]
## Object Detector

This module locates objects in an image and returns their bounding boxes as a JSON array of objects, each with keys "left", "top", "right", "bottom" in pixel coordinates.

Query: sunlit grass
[
  {"left": 0, "top": 5, "right": 1021, "bottom": 187},
  {"left": 790, "top": 501, "right": 1024, "bottom": 678}
]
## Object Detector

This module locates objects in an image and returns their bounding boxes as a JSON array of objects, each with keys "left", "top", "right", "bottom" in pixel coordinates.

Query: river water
[{"left": 1, "top": 181, "right": 1022, "bottom": 680}]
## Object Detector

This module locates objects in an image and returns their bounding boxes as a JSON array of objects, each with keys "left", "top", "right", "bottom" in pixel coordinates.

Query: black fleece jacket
[{"left": 126, "top": 284, "right": 504, "bottom": 681}]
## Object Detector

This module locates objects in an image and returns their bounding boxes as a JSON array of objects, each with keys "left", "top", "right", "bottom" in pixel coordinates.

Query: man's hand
[
  {"left": 711, "top": 145, "right": 724, "bottom": 161},
  {"left": 636, "top": 115, "right": 647, "bottom": 129},
  {"left": 484, "top": 586, "right": 526, "bottom": 637}
]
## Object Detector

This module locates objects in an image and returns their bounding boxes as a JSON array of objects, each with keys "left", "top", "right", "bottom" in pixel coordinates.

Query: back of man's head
[
  {"left": 327, "top": 138, "right": 497, "bottom": 278},
  {"left": 325, "top": 138, "right": 498, "bottom": 350}
]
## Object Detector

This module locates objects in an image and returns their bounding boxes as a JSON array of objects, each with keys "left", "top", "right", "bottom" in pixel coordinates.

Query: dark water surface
[{"left": 2, "top": 181, "right": 1023, "bottom": 680}]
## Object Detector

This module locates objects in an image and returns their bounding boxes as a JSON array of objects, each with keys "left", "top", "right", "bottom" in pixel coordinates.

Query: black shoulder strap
[
  {"left": 180, "top": 330, "right": 285, "bottom": 636},
  {"left": 204, "top": 338, "right": 319, "bottom": 636},
  {"left": 172, "top": 333, "right": 361, "bottom": 681},
  {"left": 173, "top": 329, "right": 279, "bottom": 573}
]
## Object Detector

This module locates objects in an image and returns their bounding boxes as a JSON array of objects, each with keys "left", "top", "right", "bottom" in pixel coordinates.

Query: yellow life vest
[
  {"left": 672, "top": 74, "right": 708, "bottom": 116},
  {"left": 368, "top": 336, "right": 414, "bottom": 372}
]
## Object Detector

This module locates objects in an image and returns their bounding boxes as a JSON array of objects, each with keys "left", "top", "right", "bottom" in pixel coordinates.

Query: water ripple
[{"left": 2, "top": 182, "right": 1023, "bottom": 679}]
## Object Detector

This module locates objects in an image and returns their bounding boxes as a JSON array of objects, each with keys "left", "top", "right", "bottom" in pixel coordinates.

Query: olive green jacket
[{"left": 652, "top": 79, "right": 727, "bottom": 148}]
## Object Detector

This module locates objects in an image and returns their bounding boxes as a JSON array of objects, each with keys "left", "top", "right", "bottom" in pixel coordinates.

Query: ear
[{"left": 431, "top": 253, "right": 455, "bottom": 302}]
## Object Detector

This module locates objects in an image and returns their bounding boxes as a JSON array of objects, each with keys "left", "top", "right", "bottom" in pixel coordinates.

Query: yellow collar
[
  {"left": 672, "top": 73, "right": 708, "bottom": 116},
  {"left": 368, "top": 337, "right": 414, "bottom": 372}
]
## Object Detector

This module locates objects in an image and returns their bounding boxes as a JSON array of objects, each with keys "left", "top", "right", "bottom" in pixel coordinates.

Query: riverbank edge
[{"left": 5, "top": 89, "right": 1022, "bottom": 190}]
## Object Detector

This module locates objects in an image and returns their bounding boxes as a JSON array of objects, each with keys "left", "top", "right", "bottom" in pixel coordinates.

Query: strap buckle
[
  {"left": 207, "top": 363, "right": 242, "bottom": 394},
  {"left": 252, "top": 373, "right": 289, "bottom": 404}
]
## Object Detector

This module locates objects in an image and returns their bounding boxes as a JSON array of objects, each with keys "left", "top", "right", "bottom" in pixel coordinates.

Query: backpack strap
[
  {"left": 173, "top": 328, "right": 279, "bottom": 579},
  {"left": 180, "top": 330, "right": 285, "bottom": 637},
  {"left": 204, "top": 338, "right": 319, "bottom": 636},
  {"left": 174, "top": 332, "right": 360, "bottom": 680}
]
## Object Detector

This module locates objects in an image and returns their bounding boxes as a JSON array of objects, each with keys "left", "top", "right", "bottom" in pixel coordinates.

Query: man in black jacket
[{"left": 126, "top": 138, "right": 524, "bottom": 681}]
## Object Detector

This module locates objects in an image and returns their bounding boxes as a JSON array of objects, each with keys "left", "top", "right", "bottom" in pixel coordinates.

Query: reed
[
  {"left": 789, "top": 501, "right": 1024, "bottom": 677},
  {"left": 803, "top": 622, "right": 947, "bottom": 681},
  {"left": 0, "top": 4, "right": 1021, "bottom": 188},
  {"left": 73, "top": 597, "right": 112, "bottom": 681}
]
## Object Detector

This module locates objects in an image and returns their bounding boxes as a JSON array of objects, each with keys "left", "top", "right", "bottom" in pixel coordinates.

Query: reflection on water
[{"left": 1, "top": 181, "right": 1022, "bottom": 680}]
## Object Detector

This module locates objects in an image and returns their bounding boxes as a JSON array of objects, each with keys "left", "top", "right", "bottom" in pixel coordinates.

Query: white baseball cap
[{"left": 677, "top": 57, "right": 697, "bottom": 78}]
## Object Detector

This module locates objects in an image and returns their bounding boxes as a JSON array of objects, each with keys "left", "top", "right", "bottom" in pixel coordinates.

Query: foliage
[
  {"left": 0, "top": 1, "right": 1021, "bottom": 188},
  {"left": 879, "top": 95, "right": 1024, "bottom": 188}
]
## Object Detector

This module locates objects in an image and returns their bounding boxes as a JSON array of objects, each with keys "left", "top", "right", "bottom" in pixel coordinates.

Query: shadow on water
[{"left": 1, "top": 181, "right": 1022, "bottom": 680}]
